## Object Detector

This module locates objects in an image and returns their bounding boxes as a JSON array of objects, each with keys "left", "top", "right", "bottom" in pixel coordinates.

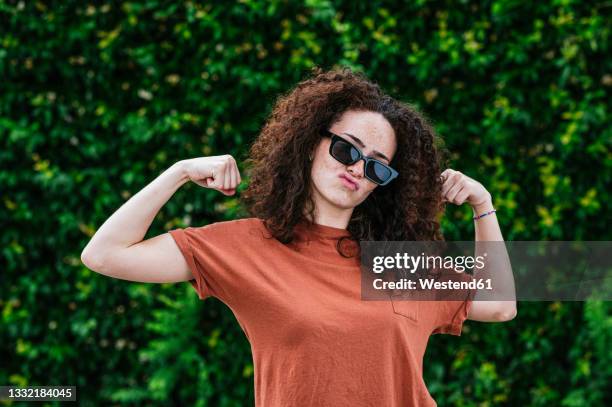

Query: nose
[{"left": 347, "top": 159, "right": 365, "bottom": 178}]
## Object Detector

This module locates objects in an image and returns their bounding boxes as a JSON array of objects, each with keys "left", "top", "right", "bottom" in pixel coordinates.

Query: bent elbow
[
  {"left": 495, "top": 306, "right": 517, "bottom": 322},
  {"left": 81, "top": 249, "right": 104, "bottom": 272}
]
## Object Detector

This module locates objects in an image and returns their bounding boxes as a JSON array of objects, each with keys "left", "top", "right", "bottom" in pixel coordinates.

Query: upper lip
[{"left": 339, "top": 173, "right": 359, "bottom": 190}]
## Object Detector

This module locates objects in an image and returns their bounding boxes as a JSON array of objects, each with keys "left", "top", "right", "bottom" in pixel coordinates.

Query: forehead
[{"left": 329, "top": 110, "right": 397, "bottom": 157}]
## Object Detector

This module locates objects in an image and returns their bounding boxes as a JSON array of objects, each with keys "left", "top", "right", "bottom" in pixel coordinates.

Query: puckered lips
[{"left": 339, "top": 173, "right": 359, "bottom": 191}]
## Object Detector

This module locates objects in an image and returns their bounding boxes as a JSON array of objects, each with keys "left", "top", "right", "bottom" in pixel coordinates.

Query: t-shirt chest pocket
[{"left": 390, "top": 292, "right": 420, "bottom": 324}]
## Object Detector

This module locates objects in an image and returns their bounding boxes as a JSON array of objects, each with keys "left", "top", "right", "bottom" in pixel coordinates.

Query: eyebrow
[{"left": 342, "top": 132, "right": 391, "bottom": 163}]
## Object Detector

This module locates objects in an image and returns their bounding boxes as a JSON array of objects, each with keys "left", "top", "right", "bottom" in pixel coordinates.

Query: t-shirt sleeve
[
  {"left": 168, "top": 222, "right": 235, "bottom": 301},
  {"left": 431, "top": 269, "right": 477, "bottom": 336}
]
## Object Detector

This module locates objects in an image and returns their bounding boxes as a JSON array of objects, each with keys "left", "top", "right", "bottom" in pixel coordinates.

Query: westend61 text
[{"left": 373, "top": 278, "right": 493, "bottom": 290}]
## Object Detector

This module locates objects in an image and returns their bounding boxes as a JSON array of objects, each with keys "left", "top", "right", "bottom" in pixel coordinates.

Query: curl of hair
[{"left": 240, "top": 66, "right": 449, "bottom": 256}]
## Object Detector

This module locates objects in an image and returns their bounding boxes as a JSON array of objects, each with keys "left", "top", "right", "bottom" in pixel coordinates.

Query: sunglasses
[{"left": 320, "top": 129, "right": 399, "bottom": 186}]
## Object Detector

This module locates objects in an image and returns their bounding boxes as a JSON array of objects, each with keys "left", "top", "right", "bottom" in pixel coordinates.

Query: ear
[{"left": 309, "top": 144, "right": 318, "bottom": 161}]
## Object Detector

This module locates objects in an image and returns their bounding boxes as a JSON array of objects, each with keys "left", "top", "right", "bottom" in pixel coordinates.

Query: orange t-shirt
[{"left": 169, "top": 217, "right": 473, "bottom": 406}]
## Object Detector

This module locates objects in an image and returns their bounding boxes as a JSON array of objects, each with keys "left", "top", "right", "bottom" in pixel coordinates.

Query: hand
[
  {"left": 182, "top": 155, "right": 242, "bottom": 196},
  {"left": 440, "top": 169, "right": 491, "bottom": 208}
]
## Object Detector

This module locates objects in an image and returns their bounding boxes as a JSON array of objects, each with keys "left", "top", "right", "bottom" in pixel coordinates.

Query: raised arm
[
  {"left": 440, "top": 168, "right": 517, "bottom": 322},
  {"left": 80, "top": 155, "right": 241, "bottom": 283}
]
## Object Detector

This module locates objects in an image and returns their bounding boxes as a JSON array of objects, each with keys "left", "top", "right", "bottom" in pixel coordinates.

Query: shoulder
[
  {"left": 202, "top": 217, "right": 264, "bottom": 229},
  {"left": 191, "top": 217, "right": 268, "bottom": 238}
]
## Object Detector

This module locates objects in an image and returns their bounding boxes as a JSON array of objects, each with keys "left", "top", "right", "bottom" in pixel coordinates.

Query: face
[{"left": 309, "top": 109, "right": 397, "bottom": 213}]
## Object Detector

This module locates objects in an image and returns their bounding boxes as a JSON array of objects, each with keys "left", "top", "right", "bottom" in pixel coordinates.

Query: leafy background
[{"left": 1, "top": 0, "right": 610, "bottom": 406}]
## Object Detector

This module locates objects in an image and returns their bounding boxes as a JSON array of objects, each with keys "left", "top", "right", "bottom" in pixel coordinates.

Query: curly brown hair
[{"left": 240, "top": 66, "right": 448, "bottom": 255}]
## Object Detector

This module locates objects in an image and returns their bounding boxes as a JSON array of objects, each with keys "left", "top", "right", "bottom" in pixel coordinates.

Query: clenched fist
[
  {"left": 182, "top": 155, "right": 242, "bottom": 196},
  {"left": 440, "top": 168, "right": 491, "bottom": 207}
]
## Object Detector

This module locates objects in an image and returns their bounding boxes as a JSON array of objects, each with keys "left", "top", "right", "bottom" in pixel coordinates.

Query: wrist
[{"left": 471, "top": 196, "right": 494, "bottom": 214}]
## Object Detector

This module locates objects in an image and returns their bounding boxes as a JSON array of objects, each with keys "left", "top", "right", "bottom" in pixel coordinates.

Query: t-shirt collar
[{"left": 294, "top": 218, "right": 352, "bottom": 240}]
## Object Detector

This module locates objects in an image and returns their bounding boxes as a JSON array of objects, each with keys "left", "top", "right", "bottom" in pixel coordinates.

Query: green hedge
[{"left": 1, "top": 1, "right": 609, "bottom": 406}]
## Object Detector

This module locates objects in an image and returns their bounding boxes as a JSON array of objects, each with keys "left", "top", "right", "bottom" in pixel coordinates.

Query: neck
[{"left": 304, "top": 201, "right": 353, "bottom": 230}]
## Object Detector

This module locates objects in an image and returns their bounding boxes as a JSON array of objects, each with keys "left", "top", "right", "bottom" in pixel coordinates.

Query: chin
[
  {"left": 326, "top": 191, "right": 362, "bottom": 209},
  {"left": 312, "top": 180, "right": 363, "bottom": 208}
]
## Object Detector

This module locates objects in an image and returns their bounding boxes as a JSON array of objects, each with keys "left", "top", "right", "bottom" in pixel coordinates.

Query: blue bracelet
[{"left": 473, "top": 209, "right": 496, "bottom": 220}]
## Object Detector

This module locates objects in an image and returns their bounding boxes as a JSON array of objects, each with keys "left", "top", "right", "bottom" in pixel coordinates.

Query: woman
[{"left": 81, "top": 67, "right": 516, "bottom": 406}]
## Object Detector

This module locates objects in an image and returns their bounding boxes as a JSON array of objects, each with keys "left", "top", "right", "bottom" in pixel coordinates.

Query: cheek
[
  {"left": 310, "top": 161, "right": 330, "bottom": 188},
  {"left": 313, "top": 156, "right": 339, "bottom": 179},
  {"left": 360, "top": 184, "right": 377, "bottom": 199}
]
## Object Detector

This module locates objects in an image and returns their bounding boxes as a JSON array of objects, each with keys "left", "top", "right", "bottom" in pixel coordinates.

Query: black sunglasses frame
[{"left": 321, "top": 129, "right": 399, "bottom": 186}]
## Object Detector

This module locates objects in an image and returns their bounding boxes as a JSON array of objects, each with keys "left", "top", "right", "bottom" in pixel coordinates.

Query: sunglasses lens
[
  {"left": 331, "top": 139, "right": 360, "bottom": 164},
  {"left": 366, "top": 161, "right": 392, "bottom": 184}
]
